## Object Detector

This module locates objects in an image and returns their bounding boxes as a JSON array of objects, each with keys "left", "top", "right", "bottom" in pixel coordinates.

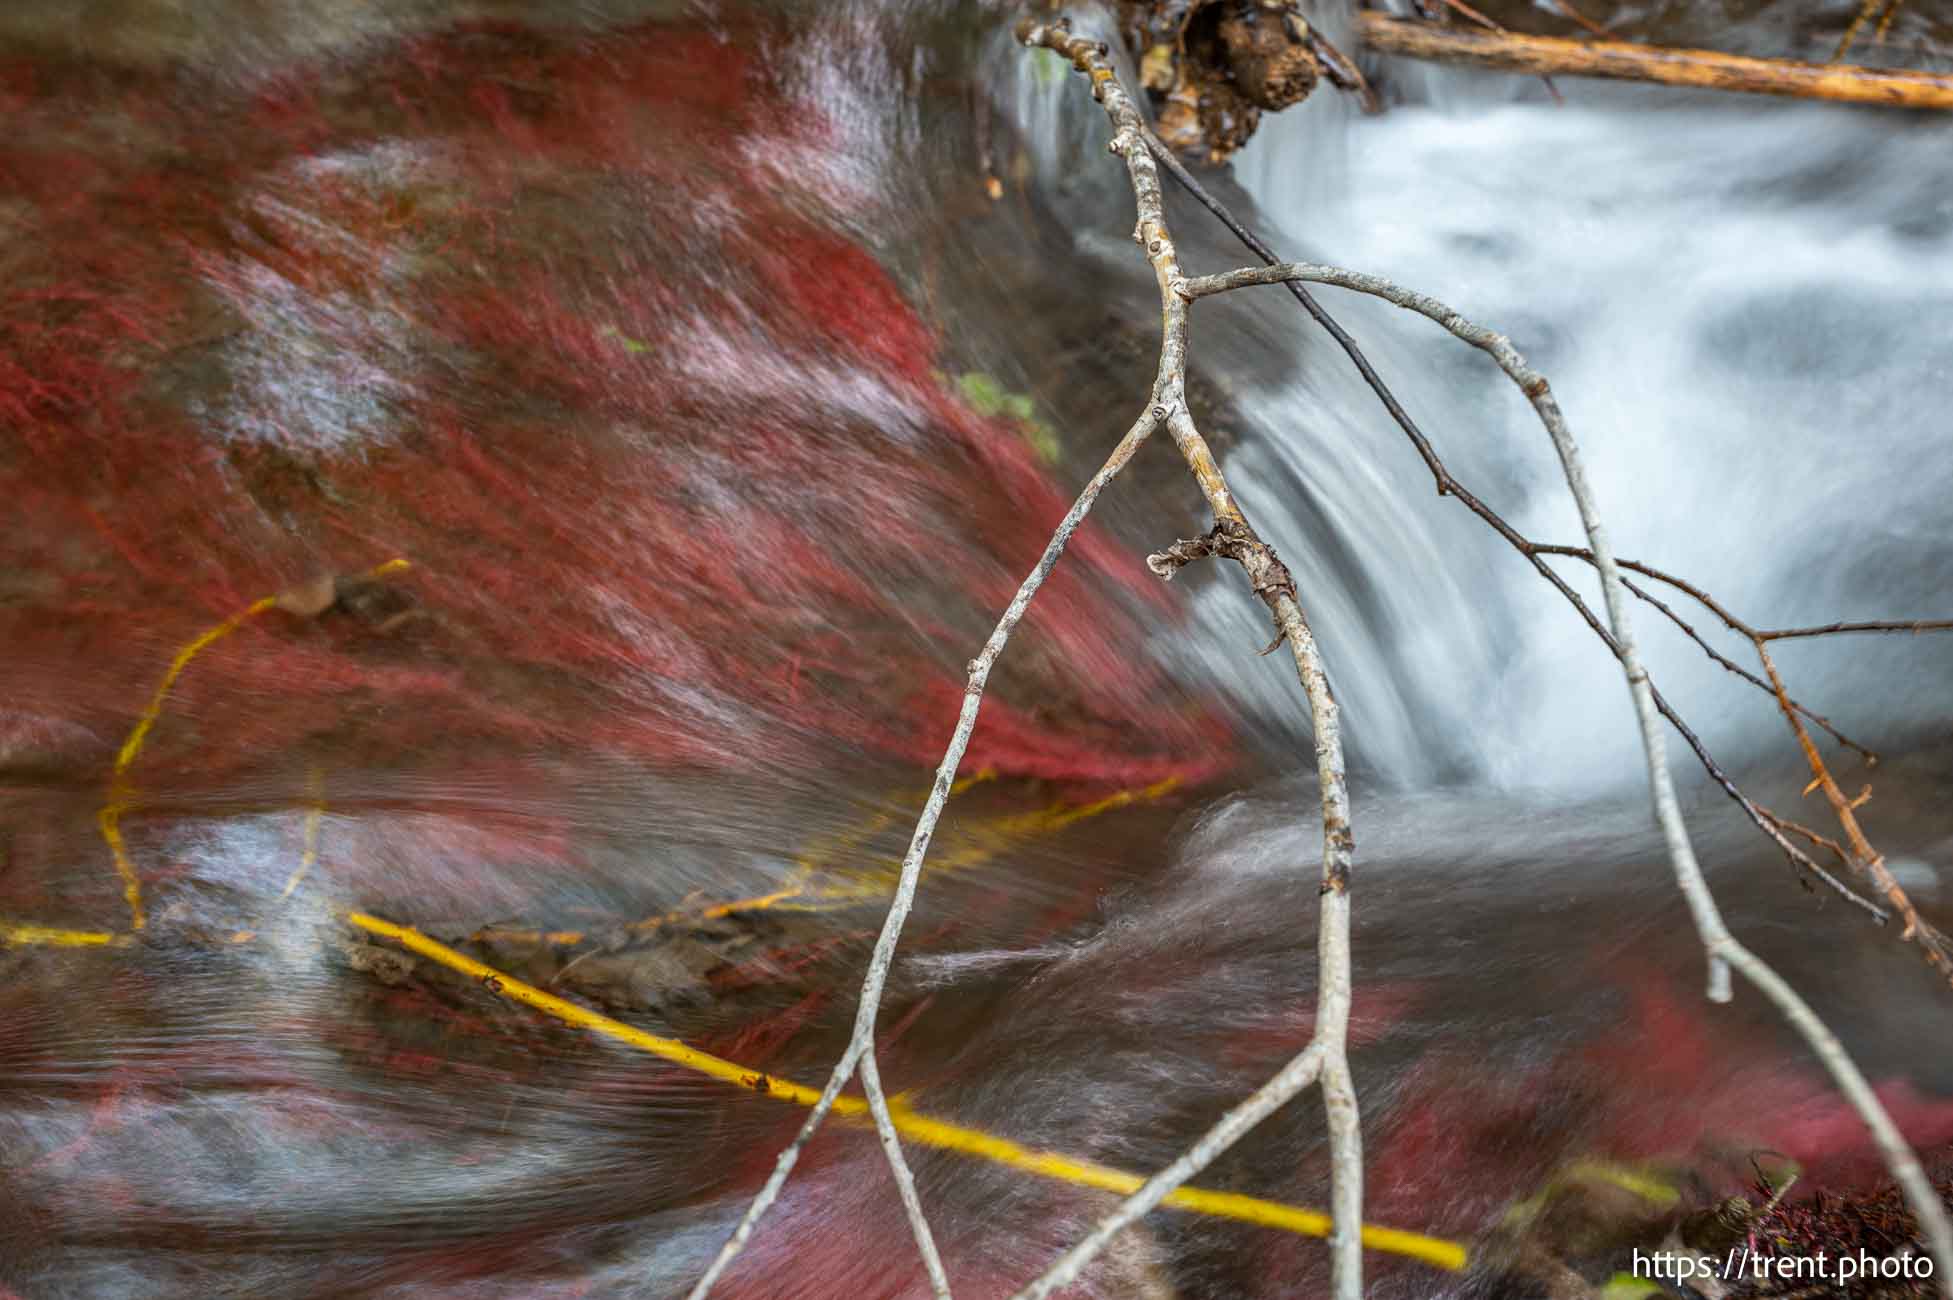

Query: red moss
[{"left": 2, "top": 11, "right": 1231, "bottom": 954}]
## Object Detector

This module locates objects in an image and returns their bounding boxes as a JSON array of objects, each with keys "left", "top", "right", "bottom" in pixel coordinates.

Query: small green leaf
[
  {"left": 1022, "top": 419, "right": 1061, "bottom": 465},
  {"left": 1600, "top": 1272, "right": 1665, "bottom": 1299},
  {"left": 601, "top": 324, "right": 652, "bottom": 355},
  {"left": 955, "top": 371, "right": 1009, "bottom": 418},
  {"left": 952, "top": 371, "right": 1060, "bottom": 464}
]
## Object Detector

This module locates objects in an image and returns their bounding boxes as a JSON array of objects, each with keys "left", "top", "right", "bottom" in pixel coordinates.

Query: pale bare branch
[
  {"left": 1012, "top": 1045, "right": 1327, "bottom": 1300},
  {"left": 860, "top": 1049, "right": 952, "bottom": 1298},
  {"left": 685, "top": 405, "right": 1162, "bottom": 1299},
  {"left": 1176, "top": 254, "right": 1953, "bottom": 1289},
  {"left": 705, "top": 14, "right": 1953, "bottom": 1297},
  {"left": 1014, "top": 16, "right": 1363, "bottom": 1299},
  {"left": 1143, "top": 134, "right": 1900, "bottom": 923}
]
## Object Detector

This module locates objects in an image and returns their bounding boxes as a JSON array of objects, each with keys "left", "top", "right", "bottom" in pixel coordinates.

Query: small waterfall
[
  {"left": 1004, "top": 15, "right": 1953, "bottom": 791},
  {"left": 1232, "top": 80, "right": 1953, "bottom": 789}
]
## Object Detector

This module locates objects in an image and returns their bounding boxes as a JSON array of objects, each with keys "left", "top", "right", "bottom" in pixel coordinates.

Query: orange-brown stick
[{"left": 1357, "top": 13, "right": 1953, "bottom": 110}]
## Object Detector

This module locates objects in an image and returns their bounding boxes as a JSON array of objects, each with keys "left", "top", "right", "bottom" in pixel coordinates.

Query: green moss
[
  {"left": 954, "top": 370, "right": 1008, "bottom": 416},
  {"left": 951, "top": 371, "right": 1061, "bottom": 465},
  {"left": 601, "top": 324, "right": 651, "bottom": 355}
]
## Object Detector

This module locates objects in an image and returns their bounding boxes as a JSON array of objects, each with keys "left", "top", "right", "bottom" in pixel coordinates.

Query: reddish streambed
[{"left": 2, "top": 4, "right": 1951, "bottom": 1297}]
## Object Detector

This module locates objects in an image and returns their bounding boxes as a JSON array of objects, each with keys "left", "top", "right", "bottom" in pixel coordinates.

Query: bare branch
[
  {"left": 1014, "top": 16, "right": 1363, "bottom": 1298},
  {"left": 1614, "top": 571, "right": 1878, "bottom": 763},
  {"left": 698, "top": 15, "right": 1953, "bottom": 1295},
  {"left": 1175, "top": 254, "right": 1937, "bottom": 936},
  {"left": 685, "top": 1037, "right": 864, "bottom": 1299},
  {"left": 1755, "top": 642, "right": 1953, "bottom": 984},
  {"left": 1533, "top": 542, "right": 1763, "bottom": 642},
  {"left": 860, "top": 1049, "right": 953, "bottom": 1298},
  {"left": 1527, "top": 541, "right": 1953, "bottom": 976},
  {"left": 1011, "top": 1045, "right": 1327, "bottom": 1300},
  {"left": 686, "top": 405, "right": 1162, "bottom": 1298},
  {"left": 1762, "top": 617, "right": 1953, "bottom": 641},
  {"left": 1547, "top": 550, "right": 1881, "bottom": 758},
  {"left": 1187, "top": 267, "right": 1745, "bottom": 993},
  {"left": 1170, "top": 243, "right": 1953, "bottom": 1292}
]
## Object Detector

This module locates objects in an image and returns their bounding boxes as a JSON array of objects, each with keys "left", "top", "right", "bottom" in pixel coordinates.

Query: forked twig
[
  {"left": 685, "top": 399, "right": 1162, "bottom": 1300},
  {"left": 697, "top": 11, "right": 1953, "bottom": 1294},
  {"left": 1526, "top": 542, "right": 1953, "bottom": 982},
  {"left": 1146, "top": 137, "right": 1933, "bottom": 952},
  {"left": 1179, "top": 256, "right": 1953, "bottom": 1288},
  {"left": 1610, "top": 572, "right": 1878, "bottom": 761},
  {"left": 1008, "top": 17, "right": 1362, "bottom": 1298}
]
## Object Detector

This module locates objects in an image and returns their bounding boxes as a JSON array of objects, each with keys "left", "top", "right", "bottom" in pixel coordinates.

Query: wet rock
[
  {"left": 1477, "top": 1160, "right": 1689, "bottom": 1298},
  {"left": 563, "top": 942, "right": 713, "bottom": 1012},
  {"left": 339, "top": 938, "right": 417, "bottom": 985}
]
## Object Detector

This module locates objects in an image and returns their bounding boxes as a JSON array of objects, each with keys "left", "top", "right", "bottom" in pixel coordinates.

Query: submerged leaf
[{"left": 954, "top": 370, "right": 1007, "bottom": 417}]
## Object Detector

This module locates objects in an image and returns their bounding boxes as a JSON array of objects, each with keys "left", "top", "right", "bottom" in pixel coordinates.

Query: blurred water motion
[{"left": 2, "top": 2, "right": 1950, "bottom": 1296}]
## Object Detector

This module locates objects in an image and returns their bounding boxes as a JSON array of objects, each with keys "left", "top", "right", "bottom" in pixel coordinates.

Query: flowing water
[{"left": 1, "top": 2, "right": 1950, "bottom": 1296}]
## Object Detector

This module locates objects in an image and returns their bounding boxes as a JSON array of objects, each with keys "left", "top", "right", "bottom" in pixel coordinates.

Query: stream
[{"left": 1, "top": 1, "right": 1949, "bottom": 1296}]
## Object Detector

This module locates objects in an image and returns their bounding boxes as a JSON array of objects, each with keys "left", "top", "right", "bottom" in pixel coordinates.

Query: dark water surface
[{"left": 2, "top": 2, "right": 1950, "bottom": 1296}]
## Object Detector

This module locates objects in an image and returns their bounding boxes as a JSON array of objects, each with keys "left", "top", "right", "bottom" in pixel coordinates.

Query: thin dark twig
[
  {"left": 1140, "top": 136, "right": 1885, "bottom": 919},
  {"left": 1190, "top": 255, "right": 1953, "bottom": 991},
  {"left": 1191, "top": 257, "right": 1953, "bottom": 994},
  {"left": 1762, "top": 618, "right": 1953, "bottom": 642},
  {"left": 1759, "top": 809, "right": 1856, "bottom": 869},
  {"left": 1170, "top": 250, "right": 1953, "bottom": 1273},
  {"left": 1433, "top": 0, "right": 1505, "bottom": 34},
  {"left": 1529, "top": 549, "right": 1950, "bottom": 791},
  {"left": 1393, "top": 0, "right": 1574, "bottom": 100},
  {"left": 1600, "top": 568, "right": 1875, "bottom": 762},
  {"left": 1532, "top": 545, "right": 1953, "bottom": 647},
  {"left": 1531, "top": 543, "right": 1756, "bottom": 634},
  {"left": 1646, "top": 677, "right": 1889, "bottom": 924},
  {"left": 1546, "top": 0, "right": 1612, "bottom": 39}
]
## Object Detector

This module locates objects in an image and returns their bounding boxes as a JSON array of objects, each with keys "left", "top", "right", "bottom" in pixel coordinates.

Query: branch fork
[{"left": 689, "top": 11, "right": 1953, "bottom": 1298}]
